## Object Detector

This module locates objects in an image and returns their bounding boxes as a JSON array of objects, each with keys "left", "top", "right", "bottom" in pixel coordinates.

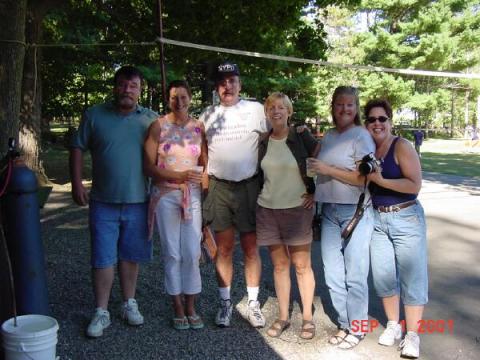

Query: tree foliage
[
  {"left": 40, "top": 0, "right": 341, "bottom": 122},
  {"left": 314, "top": 1, "right": 480, "bottom": 132}
]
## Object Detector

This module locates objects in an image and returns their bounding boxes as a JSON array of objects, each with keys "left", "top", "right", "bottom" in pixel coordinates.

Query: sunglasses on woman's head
[{"left": 366, "top": 116, "right": 389, "bottom": 124}]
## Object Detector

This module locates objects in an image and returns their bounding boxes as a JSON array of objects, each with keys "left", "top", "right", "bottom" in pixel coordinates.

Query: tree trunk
[
  {"left": 0, "top": 0, "right": 27, "bottom": 333},
  {"left": 0, "top": 0, "right": 27, "bottom": 153},
  {"left": 477, "top": 95, "right": 480, "bottom": 129},
  {"left": 450, "top": 92, "right": 455, "bottom": 138},
  {"left": 19, "top": 1, "right": 50, "bottom": 185},
  {"left": 201, "top": 61, "right": 216, "bottom": 106},
  {"left": 464, "top": 90, "right": 469, "bottom": 126}
]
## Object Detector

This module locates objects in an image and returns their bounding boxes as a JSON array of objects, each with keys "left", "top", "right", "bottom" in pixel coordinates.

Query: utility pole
[{"left": 156, "top": 0, "right": 167, "bottom": 114}]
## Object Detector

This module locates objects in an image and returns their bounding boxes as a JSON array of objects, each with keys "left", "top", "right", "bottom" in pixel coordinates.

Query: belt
[
  {"left": 210, "top": 174, "right": 258, "bottom": 185},
  {"left": 374, "top": 200, "right": 417, "bottom": 213}
]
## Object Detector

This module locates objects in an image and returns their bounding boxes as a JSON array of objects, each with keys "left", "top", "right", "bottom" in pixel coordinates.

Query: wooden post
[
  {"left": 465, "top": 90, "right": 470, "bottom": 125},
  {"left": 477, "top": 95, "right": 480, "bottom": 128},
  {"left": 156, "top": 0, "right": 167, "bottom": 114},
  {"left": 450, "top": 91, "right": 455, "bottom": 138}
]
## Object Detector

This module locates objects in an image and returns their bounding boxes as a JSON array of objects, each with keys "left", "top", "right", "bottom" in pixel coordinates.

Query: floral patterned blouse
[{"left": 148, "top": 115, "right": 203, "bottom": 239}]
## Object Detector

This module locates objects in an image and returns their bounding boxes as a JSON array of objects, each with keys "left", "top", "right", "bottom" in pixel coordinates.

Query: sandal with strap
[
  {"left": 338, "top": 333, "right": 365, "bottom": 350},
  {"left": 329, "top": 329, "right": 349, "bottom": 345},
  {"left": 172, "top": 316, "right": 190, "bottom": 330},
  {"left": 187, "top": 314, "right": 204, "bottom": 330},
  {"left": 266, "top": 319, "right": 290, "bottom": 338},
  {"left": 300, "top": 320, "right": 316, "bottom": 340}
]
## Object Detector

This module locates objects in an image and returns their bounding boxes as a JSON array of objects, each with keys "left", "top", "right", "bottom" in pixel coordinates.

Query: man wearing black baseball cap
[{"left": 200, "top": 61, "right": 267, "bottom": 328}]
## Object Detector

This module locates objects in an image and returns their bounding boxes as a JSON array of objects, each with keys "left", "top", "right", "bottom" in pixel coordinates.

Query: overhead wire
[{"left": 2, "top": 37, "right": 479, "bottom": 80}]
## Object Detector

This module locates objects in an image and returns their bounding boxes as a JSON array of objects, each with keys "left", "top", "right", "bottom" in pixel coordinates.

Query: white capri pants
[{"left": 155, "top": 186, "right": 202, "bottom": 295}]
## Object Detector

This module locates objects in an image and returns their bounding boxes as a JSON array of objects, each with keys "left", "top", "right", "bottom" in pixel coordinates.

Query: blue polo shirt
[{"left": 71, "top": 101, "right": 158, "bottom": 203}]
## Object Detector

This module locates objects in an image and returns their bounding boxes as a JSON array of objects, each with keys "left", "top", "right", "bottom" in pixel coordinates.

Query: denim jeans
[
  {"left": 155, "top": 186, "right": 202, "bottom": 295},
  {"left": 320, "top": 203, "right": 373, "bottom": 334},
  {"left": 89, "top": 201, "right": 151, "bottom": 268},
  {"left": 370, "top": 202, "right": 428, "bottom": 305}
]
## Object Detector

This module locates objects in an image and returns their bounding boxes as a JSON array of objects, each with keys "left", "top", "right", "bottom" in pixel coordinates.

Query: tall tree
[
  {"left": 19, "top": 0, "right": 63, "bottom": 184},
  {"left": 0, "top": 0, "right": 27, "bottom": 153},
  {"left": 0, "top": 0, "right": 27, "bottom": 328},
  {"left": 353, "top": 0, "right": 480, "bottom": 129}
]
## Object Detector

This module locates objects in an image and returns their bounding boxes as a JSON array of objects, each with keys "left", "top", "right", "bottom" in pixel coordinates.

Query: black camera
[{"left": 358, "top": 153, "right": 381, "bottom": 176}]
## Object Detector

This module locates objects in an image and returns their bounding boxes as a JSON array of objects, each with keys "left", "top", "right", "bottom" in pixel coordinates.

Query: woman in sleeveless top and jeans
[
  {"left": 144, "top": 80, "right": 208, "bottom": 330},
  {"left": 364, "top": 99, "right": 428, "bottom": 359}
]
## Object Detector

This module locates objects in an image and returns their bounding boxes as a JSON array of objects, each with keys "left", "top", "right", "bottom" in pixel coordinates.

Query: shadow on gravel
[
  {"left": 420, "top": 215, "right": 480, "bottom": 360},
  {"left": 41, "top": 190, "right": 283, "bottom": 360},
  {"left": 39, "top": 189, "right": 479, "bottom": 359},
  {"left": 423, "top": 172, "right": 480, "bottom": 196}
]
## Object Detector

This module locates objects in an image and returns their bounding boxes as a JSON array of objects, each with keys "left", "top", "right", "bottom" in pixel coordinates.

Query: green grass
[
  {"left": 41, "top": 144, "right": 91, "bottom": 185},
  {"left": 39, "top": 138, "right": 480, "bottom": 184},
  {"left": 421, "top": 152, "right": 480, "bottom": 178},
  {"left": 419, "top": 138, "right": 480, "bottom": 178},
  {"left": 49, "top": 126, "right": 70, "bottom": 133}
]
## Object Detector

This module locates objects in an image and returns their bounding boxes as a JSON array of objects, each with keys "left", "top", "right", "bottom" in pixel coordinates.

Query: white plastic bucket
[{"left": 1, "top": 315, "right": 59, "bottom": 360}]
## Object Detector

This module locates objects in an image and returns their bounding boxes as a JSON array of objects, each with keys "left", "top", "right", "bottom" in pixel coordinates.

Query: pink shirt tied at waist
[{"left": 148, "top": 116, "right": 203, "bottom": 239}]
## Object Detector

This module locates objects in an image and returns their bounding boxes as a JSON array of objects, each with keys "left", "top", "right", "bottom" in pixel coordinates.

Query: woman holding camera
[
  {"left": 364, "top": 99, "right": 427, "bottom": 359},
  {"left": 308, "top": 86, "right": 375, "bottom": 349},
  {"left": 257, "top": 92, "right": 319, "bottom": 339}
]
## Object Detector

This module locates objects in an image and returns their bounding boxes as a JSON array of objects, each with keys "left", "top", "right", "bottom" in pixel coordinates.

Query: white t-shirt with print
[{"left": 199, "top": 100, "right": 267, "bottom": 181}]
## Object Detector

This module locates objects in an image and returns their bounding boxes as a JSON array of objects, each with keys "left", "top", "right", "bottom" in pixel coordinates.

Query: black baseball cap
[{"left": 215, "top": 62, "right": 240, "bottom": 82}]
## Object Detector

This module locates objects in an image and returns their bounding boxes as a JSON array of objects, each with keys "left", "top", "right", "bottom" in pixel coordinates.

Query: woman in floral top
[{"left": 144, "top": 80, "right": 207, "bottom": 330}]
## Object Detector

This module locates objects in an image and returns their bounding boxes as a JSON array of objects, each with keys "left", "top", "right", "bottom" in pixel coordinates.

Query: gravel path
[
  {"left": 41, "top": 188, "right": 388, "bottom": 360},
  {"left": 39, "top": 175, "right": 479, "bottom": 359}
]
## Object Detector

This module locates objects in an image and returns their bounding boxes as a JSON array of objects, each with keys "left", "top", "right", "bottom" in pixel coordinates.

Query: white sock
[
  {"left": 218, "top": 286, "right": 231, "bottom": 301},
  {"left": 247, "top": 286, "right": 259, "bottom": 303}
]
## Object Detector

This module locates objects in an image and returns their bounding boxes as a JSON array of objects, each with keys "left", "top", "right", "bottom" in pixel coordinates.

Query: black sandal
[
  {"left": 338, "top": 333, "right": 365, "bottom": 350},
  {"left": 329, "top": 329, "right": 349, "bottom": 345},
  {"left": 300, "top": 320, "right": 316, "bottom": 340},
  {"left": 266, "top": 319, "right": 290, "bottom": 338}
]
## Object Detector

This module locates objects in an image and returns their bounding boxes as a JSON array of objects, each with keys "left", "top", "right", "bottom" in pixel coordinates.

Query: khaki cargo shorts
[{"left": 202, "top": 176, "right": 260, "bottom": 233}]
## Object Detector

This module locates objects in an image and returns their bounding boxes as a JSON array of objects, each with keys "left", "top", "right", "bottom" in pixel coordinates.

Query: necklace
[{"left": 375, "top": 136, "right": 395, "bottom": 161}]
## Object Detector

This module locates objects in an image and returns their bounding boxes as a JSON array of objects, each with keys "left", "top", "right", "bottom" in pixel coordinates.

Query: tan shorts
[{"left": 256, "top": 205, "right": 314, "bottom": 247}]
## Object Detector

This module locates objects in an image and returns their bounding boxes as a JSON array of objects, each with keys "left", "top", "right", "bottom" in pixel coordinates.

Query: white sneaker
[
  {"left": 215, "top": 299, "right": 233, "bottom": 327},
  {"left": 399, "top": 331, "right": 420, "bottom": 358},
  {"left": 378, "top": 320, "right": 402, "bottom": 346},
  {"left": 121, "top": 298, "right": 144, "bottom": 326},
  {"left": 86, "top": 308, "right": 111, "bottom": 338},
  {"left": 247, "top": 300, "right": 265, "bottom": 328}
]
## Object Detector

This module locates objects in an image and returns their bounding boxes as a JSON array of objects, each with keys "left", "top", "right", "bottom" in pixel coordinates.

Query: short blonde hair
[{"left": 264, "top": 92, "right": 293, "bottom": 118}]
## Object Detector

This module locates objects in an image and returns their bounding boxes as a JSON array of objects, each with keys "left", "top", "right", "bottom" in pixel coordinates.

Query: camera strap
[
  {"left": 341, "top": 177, "right": 371, "bottom": 244},
  {"left": 357, "top": 177, "right": 371, "bottom": 209}
]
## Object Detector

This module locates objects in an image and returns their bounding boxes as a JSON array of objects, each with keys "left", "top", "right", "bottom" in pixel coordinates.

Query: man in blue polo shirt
[{"left": 70, "top": 66, "right": 157, "bottom": 338}]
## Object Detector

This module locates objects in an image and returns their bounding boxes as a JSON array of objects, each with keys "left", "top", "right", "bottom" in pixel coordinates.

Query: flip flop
[
  {"left": 187, "top": 314, "right": 204, "bottom": 330},
  {"left": 266, "top": 319, "right": 290, "bottom": 338},
  {"left": 300, "top": 320, "right": 316, "bottom": 340},
  {"left": 172, "top": 316, "right": 190, "bottom": 330}
]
